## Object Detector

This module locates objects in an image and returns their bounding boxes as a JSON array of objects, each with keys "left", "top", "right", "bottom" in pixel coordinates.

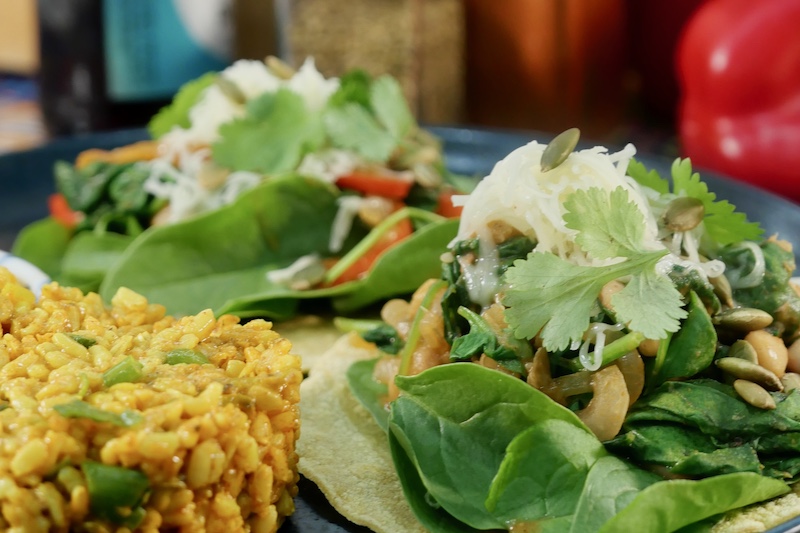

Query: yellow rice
[{"left": 0, "top": 267, "right": 302, "bottom": 532}]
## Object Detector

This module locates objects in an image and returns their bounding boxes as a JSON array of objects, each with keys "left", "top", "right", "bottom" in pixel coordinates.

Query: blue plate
[{"left": 2, "top": 126, "right": 800, "bottom": 532}]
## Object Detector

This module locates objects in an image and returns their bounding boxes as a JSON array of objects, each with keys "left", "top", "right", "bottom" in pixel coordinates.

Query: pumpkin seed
[
  {"left": 266, "top": 55, "right": 296, "bottom": 79},
  {"left": 709, "top": 274, "right": 734, "bottom": 308},
  {"left": 781, "top": 372, "right": 800, "bottom": 392},
  {"left": 540, "top": 128, "right": 580, "bottom": 173},
  {"left": 712, "top": 307, "right": 774, "bottom": 332},
  {"left": 733, "top": 379, "right": 777, "bottom": 410},
  {"left": 715, "top": 357, "right": 784, "bottom": 391},
  {"left": 663, "top": 196, "right": 705, "bottom": 232},
  {"left": 216, "top": 77, "right": 246, "bottom": 105},
  {"left": 728, "top": 339, "right": 758, "bottom": 364}
]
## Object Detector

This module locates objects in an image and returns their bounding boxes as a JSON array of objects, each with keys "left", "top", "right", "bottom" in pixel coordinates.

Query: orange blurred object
[{"left": 463, "top": 0, "right": 626, "bottom": 138}]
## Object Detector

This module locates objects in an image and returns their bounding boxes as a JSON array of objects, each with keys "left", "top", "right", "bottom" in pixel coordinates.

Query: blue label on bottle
[{"left": 102, "top": 0, "right": 232, "bottom": 102}]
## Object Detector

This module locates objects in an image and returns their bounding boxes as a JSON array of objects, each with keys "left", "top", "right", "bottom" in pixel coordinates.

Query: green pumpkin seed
[
  {"left": 733, "top": 379, "right": 777, "bottom": 410},
  {"left": 216, "top": 77, "right": 247, "bottom": 105},
  {"left": 709, "top": 274, "right": 734, "bottom": 308},
  {"left": 781, "top": 372, "right": 800, "bottom": 392},
  {"left": 266, "top": 55, "right": 296, "bottom": 80},
  {"left": 663, "top": 196, "right": 705, "bottom": 232},
  {"left": 540, "top": 128, "right": 580, "bottom": 173},
  {"left": 728, "top": 339, "right": 759, "bottom": 363},
  {"left": 712, "top": 307, "right": 774, "bottom": 332},
  {"left": 716, "top": 357, "right": 783, "bottom": 391}
]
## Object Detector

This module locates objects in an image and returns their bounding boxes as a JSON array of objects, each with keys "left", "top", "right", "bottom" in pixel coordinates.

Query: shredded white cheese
[{"left": 453, "top": 141, "right": 663, "bottom": 304}]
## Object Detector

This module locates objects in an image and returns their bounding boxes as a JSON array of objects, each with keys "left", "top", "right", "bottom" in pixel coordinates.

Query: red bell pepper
[
  {"left": 676, "top": 0, "right": 800, "bottom": 201},
  {"left": 335, "top": 171, "right": 414, "bottom": 200}
]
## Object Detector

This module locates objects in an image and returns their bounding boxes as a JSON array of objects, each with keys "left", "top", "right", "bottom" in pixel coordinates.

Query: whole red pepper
[{"left": 676, "top": 0, "right": 800, "bottom": 201}]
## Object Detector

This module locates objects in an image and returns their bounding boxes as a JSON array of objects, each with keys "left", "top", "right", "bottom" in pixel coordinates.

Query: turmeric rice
[{"left": 0, "top": 267, "right": 302, "bottom": 532}]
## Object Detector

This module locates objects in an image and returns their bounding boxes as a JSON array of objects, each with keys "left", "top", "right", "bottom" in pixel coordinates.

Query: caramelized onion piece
[
  {"left": 576, "top": 365, "right": 629, "bottom": 442},
  {"left": 615, "top": 350, "right": 645, "bottom": 406}
]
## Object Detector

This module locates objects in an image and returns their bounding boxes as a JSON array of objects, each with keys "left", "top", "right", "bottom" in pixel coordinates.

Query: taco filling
[{"left": 301, "top": 129, "right": 800, "bottom": 533}]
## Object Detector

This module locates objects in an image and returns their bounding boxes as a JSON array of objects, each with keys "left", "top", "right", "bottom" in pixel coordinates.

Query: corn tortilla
[
  {"left": 297, "top": 333, "right": 426, "bottom": 533},
  {"left": 299, "top": 333, "right": 800, "bottom": 533}
]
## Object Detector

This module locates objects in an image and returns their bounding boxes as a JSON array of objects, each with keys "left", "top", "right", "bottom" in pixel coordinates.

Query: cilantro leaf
[
  {"left": 612, "top": 271, "right": 687, "bottom": 339},
  {"left": 327, "top": 69, "right": 373, "bottom": 109},
  {"left": 371, "top": 75, "right": 415, "bottom": 140},
  {"left": 324, "top": 103, "right": 397, "bottom": 161},
  {"left": 671, "top": 158, "right": 763, "bottom": 245},
  {"left": 563, "top": 187, "right": 648, "bottom": 260},
  {"left": 148, "top": 72, "right": 217, "bottom": 139},
  {"left": 503, "top": 187, "right": 684, "bottom": 351},
  {"left": 212, "top": 88, "right": 325, "bottom": 174},
  {"left": 626, "top": 158, "right": 670, "bottom": 194}
]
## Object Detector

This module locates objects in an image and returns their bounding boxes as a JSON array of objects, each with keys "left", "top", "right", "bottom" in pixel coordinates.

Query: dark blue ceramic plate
[{"left": 2, "top": 126, "right": 800, "bottom": 532}]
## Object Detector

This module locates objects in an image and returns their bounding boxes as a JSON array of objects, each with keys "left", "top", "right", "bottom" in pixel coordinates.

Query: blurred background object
[
  {"left": 275, "top": 0, "right": 465, "bottom": 125},
  {"left": 677, "top": 0, "right": 800, "bottom": 202},
  {"left": 36, "top": 0, "right": 234, "bottom": 137},
  {"left": 9, "top": 0, "right": 800, "bottom": 204}
]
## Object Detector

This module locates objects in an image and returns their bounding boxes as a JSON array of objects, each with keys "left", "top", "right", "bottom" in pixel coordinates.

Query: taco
[{"left": 298, "top": 129, "right": 800, "bottom": 532}]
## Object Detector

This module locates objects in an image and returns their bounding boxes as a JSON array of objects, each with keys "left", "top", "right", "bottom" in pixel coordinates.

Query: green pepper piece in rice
[
  {"left": 103, "top": 356, "right": 144, "bottom": 387},
  {"left": 54, "top": 400, "right": 142, "bottom": 427},
  {"left": 81, "top": 461, "right": 150, "bottom": 528},
  {"left": 165, "top": 348, "right": 209, "bottom": 365}
]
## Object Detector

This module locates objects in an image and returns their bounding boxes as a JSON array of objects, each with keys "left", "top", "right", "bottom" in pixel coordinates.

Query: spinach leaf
[
  {"left": 651, "top": 291, "right": 717, "bottom": 386},
  {"left": 346, "top": 358, "right": 390, "bottom": 432},
  {"left": 449, "top": 306, "right": 530, "bottom": 374},
  {"left": 100, "top": 175, "right": 341, "bottom": 316},
  {"left": 569, "top": 455, "right": 661, "bottom": 533},
  {"left": 626, "top": 381, "right": 800, "bottom": 439},
  {"left": 59, "top": 232, "right": 133, "bottom": 293},
  {"left": 361, "top": 324, "right": 404, "bottom": 355},
  {"left": 597, "top": 473, "right": 789, "bottom": 533},
  {"left": 387, "top": 431, "right": 483, "bottom": 533},
  {"left": 11, "top": 217, "right": 71, "bottom": 279},
  {"left": 389, "top": 363, "right": 588, "bottom": 529},
  {"left": 331, "top": 219, "right": 459, "bottom": 313},
  {"left": 486, "top": 419, "right": 607, "bottom": 523}
]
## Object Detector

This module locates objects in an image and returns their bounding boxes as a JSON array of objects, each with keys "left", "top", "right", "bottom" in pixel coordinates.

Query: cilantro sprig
[
  {"left": 503, "top": 187, "right": 687, "bottom": 352},
  {"left": 627, "top": 157, "right": 762, "bottom": 245},
  {"left": 210, "top": 70, "right": 418, "bottom": 174}
]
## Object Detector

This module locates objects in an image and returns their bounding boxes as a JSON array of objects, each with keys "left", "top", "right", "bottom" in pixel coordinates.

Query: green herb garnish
[{"left": 503, "top": 187, "right": 687, "bottom": 351}]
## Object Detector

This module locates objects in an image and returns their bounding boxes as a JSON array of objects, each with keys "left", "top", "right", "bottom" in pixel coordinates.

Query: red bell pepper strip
[
  {"left": 335, "top": 172, "right": 414, "bottom": 200},
  {"left": 48, "top": 193, "right": 82, "bottom": 228},
  {"left": 435, "top": 190, "right": 464, "bottom": 218},
  {"left": 676, "top": 0, "right": 800, "bottom": 201}
]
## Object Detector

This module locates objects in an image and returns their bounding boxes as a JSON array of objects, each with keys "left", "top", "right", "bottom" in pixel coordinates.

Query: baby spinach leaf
[
  {"left": 486, "top": 419, "right": 606, "bottom": 523},
  {"left": 59, "top": 231, "right": 133, "bottom": 293},
  {"left": 626, "top": 381, "right": 800, "bottom": 439},
  {"left": 346, "top": 358, "right": 390, "bottom": 432},
  {"left": 387, "top": 431, "right": 483, "bottom": 533},
  {"left": 569, "top": 455, "right": 661, "bottom": 533},
  {"left": 651, "top": 291, "right": 716, "bottom": 386},
  {"left": 99, "top": 175, "right": 341, "bottom": 316},
  {"left": 597, "top": 473, "right": 789, "bottom": 533},
  {"left": 11, "top": 217, "right": 71, "bottom": 279},
  {"left": 389, "top": 363, "right": 588, "bottom": 529},
  {"left": 360, "top": 324, "right": 404, "bottom": 355},
  {"left": 331, "top": 219, "right": 459, "bottom": 313}
]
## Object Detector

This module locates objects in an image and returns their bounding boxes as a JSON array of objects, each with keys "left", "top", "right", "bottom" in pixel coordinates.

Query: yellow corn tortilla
[
  {"left": 298, "top": 333, "right": 800, "bottom": 533},
  {"left": 279, "top": 315, "right": 343, "bottom": 373},
  {"left": 297, "top": 332, "right": 426, "bottom": 533}
]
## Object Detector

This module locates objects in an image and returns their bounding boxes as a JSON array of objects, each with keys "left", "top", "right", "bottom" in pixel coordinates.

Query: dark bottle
[{"left": 37, "top": 0, "right": 233, "bottom": 137}]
